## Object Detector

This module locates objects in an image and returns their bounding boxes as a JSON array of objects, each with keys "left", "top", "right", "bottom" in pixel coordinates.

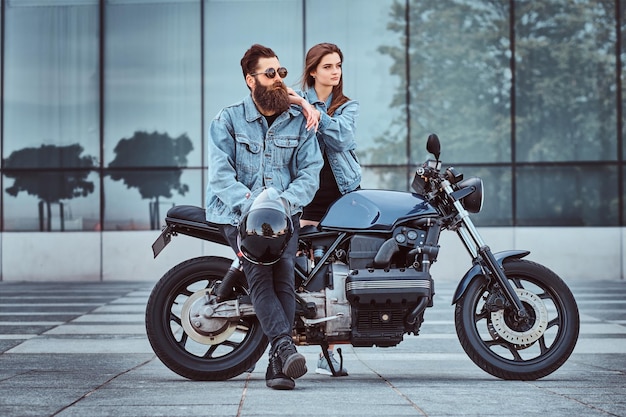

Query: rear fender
[{"left": 451, "top": 250, "right": 530, "bottom": 304}]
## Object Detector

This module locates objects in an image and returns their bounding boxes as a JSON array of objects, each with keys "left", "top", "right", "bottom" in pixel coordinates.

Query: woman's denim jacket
[
  {"left": 301, "top": 87, "right": 361, "bottom": 194},
  {"left": 205, "top": 94, "right": 323, "bottom": 226}
]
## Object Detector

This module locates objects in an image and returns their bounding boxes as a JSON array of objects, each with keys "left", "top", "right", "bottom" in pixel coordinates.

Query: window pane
[
  {"left": 622, "top": 0, "right": 626, "bottom": 161},
  {"left": 515, "top": 0, "right": 616, "bottom": 162},
  {"left": 459, "top": 166, "right": 512, "bottom": 227},
  {"left": 403, "top": 1, "right": 511, "bottom": 164},
  {"left": 3, "top": 1, "right": 99, "bottom": 232},
  {"left": 103, "top": 168, "right": 203, "bottom": 230},
  {"left": 516, "top": 165, "right": 619, "bottom": 226},
  {"left": 3, "top": 171, "right": 100, "bottom": 231},
  {"left": 362, "top": 166, "right": 413, "bottom": 191},
  {"left": 304, "top": 0, "right": 400, "bottom": 166},
  {"left": 3, "top": 1, "right": 99, "bottom": 163},
  {"left": 204, "top": 0, "right": 303, "bottom": 124},
  {"left": 104, "top": 0, "right": 202, "bottom": 167}
]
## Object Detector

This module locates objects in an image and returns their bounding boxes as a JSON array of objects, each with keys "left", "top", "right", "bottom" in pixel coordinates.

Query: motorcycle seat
[
  {"left": 164, "top": 205, "right": 228, "bottom": 246},
  {"left": 167, "top": 205, "right": 208, "bottom": 224}
]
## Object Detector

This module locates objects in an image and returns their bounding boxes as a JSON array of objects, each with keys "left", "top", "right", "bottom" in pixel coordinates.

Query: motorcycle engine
[
  {"left": 346, "top": 267, "right": 432, "bottom": 347},
  {"left": 297, "top": 262, "right": 352, "bottom": 344},
  {"left": 296, "top": 261, "right": 432, "bottom": 347}
]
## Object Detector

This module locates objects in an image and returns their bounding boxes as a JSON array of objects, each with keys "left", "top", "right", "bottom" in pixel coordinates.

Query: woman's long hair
[{"left": 300, "top": 43, "right": 350, "bottom": 116}]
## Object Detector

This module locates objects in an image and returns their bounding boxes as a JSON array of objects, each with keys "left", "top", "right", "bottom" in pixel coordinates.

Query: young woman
[{"left": 290, "top": 43, "right": 361, "bottom": 376}]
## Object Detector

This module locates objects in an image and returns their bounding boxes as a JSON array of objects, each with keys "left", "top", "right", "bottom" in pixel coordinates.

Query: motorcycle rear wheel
[
  {"left": 455, "top": 259, "right": 579, "bottom": 380},
  {"left": 145, "top": 256, "right": 268, "bottom": 381}
]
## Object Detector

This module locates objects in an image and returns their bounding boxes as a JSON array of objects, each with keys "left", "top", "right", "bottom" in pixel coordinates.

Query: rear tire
[
  {"left": 455, "top": 259, "right": 579, "bottom": 380},
  {"left": 145, "top": 256, "right": 268, "bottom": 380}
]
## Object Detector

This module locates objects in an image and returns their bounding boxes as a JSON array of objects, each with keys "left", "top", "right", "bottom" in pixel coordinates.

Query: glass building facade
[{"left": 0, "top": 0, "right": 624, "bottom": 281}]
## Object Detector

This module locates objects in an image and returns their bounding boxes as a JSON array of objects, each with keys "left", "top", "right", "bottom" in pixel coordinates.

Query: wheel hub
[
  {"left": 181, "top": 290, "right": 238, "bottom": 345},
  {"left": 489, "top": 288, "right": 548, "bottom": 348}
]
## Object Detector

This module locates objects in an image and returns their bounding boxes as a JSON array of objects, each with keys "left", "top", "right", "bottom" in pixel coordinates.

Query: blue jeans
[{"left": 220, "top": 216, "right": 300, "bottom": 351}]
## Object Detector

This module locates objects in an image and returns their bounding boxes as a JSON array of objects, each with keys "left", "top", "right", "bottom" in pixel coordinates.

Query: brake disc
[
  {"left": 181, "top": 290, "right": 238, "bottom": 345},
  {"left": 489, "top": 288, "right": 548, "bottom": 348}
]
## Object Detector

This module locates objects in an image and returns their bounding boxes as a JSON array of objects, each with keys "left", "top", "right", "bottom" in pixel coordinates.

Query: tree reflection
[
  {"left": 261, "top": 222, "right": 273, "bottom": 237},
  {"left": 3, "top": 144, "right": 96, "bottom": 231},
  {"left": 367, "top": 0, "right": 511, "bottom": 190},
  {"left": 107, "top": 130, "right": 193, "bottom": 229},
  {"left": 514, "top": 0, "right": 615, "bottom": 162},
  {"left": 367, "top": 0, "right": 615, "bottom": 179},
  {"left": 365, "top": 0, "right": 617, "bottom": 226}
]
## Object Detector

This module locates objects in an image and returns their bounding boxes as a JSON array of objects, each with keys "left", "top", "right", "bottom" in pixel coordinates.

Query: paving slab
[{"left": 0, "top": 279, "right": 623, "bottom": 417}]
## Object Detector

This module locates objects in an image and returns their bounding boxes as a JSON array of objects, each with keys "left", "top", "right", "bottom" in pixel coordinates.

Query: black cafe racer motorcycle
[{"left": 145, "top": 134, "right": 579, "bottom": 381}]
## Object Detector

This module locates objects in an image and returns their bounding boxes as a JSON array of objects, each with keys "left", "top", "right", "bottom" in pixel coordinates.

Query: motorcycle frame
[{"left": 296, "top": 231, "right": 348, "bottom": 287}]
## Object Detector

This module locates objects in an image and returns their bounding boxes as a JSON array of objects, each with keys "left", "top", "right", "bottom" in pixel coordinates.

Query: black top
[{"left": 302, "top": 152, "right": 341, "bottom": 222}]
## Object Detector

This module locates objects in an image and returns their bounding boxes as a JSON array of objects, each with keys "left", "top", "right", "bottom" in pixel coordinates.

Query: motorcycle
[{"left": 145, "top": 134, "right": 579, "bottom": 381}]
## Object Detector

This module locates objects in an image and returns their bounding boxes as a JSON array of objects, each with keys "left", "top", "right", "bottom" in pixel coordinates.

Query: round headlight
[{"left": 457, "top": 177, "right": 483, "bottom": 213}]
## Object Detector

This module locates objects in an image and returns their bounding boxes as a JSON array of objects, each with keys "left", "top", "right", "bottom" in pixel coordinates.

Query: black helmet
[{"left": 237, "top": 188, "right": 293, "bottom": 265}]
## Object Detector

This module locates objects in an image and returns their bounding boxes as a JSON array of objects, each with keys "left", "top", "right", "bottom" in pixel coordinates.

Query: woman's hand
[
  {"left": 287, "top": 87, "right": 319, "bottom": 132},
  {"left": 301, "top": 103, "right": 320, "bottom": 132}
]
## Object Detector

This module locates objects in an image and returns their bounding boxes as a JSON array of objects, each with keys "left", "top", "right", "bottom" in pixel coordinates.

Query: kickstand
[{"left": 320, "top": 343, "right": 344, "bottom": 377}]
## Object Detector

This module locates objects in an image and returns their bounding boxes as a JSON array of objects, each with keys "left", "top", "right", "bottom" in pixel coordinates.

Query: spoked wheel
[
  {"left": 455, "top": 259, "right": 579, "bottom": 380},
  {"left": 145, "top": 256, "right": 268, "bottom": 381}
]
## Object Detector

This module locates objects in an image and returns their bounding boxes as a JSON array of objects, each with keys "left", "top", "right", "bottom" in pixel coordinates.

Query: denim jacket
[
  {"left": 206, "top": 94, "right": 323, "bottom": 226},
  {"left": 302, "top": 87, "right": 361, "bottom": 194}
]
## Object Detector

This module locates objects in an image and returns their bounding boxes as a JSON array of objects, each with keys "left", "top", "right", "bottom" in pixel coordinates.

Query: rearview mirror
[{"left": 426, "top": 134, "right": 440, "bottom": 161}]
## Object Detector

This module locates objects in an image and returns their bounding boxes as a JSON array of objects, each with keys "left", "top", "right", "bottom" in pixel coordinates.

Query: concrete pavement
[{"left": 0, "top": 279, "right": 625, "bottom": 417}]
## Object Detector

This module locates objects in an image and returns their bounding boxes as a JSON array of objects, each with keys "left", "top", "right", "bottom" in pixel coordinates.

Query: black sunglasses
[{"left": 250, "top": 67, "right": 288, "bottom": 79}]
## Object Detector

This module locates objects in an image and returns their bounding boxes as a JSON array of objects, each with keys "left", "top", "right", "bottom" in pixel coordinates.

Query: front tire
[
  {"left": 145, "top": 256, "right": 268, "bottom": 380},
  {"left": 455, "top": 259, "right": 579, "bottom": 380}
]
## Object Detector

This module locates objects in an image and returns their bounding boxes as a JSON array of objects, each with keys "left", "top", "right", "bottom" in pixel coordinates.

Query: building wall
[
  {"left": 0, "top": 0, "right": 624, "bottom": 281},
  {"left": 1, "top": 227, "right": 623, "bottom": 282}
]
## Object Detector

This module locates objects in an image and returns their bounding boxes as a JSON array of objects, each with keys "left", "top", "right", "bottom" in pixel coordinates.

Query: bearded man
[{"left": 206, "top": 44, "right": 323, "bottom": 390}]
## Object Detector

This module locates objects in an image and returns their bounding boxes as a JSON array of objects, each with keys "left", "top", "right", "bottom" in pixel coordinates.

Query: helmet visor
[{"left": 238, "top": 207, "right": 293, "bottom": 265}]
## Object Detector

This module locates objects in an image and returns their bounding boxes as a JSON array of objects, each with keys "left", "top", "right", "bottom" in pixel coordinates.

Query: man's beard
[{"left": 253, "top": 81, "right": 290, "bottom": 115}]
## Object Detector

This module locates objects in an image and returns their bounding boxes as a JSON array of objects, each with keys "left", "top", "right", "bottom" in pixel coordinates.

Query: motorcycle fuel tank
[{"left": 319, "top": 189, "right": 437, "bottom": 231}]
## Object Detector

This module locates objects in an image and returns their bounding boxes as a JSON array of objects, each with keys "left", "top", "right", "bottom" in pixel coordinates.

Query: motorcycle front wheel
[
  {"left": 145, "top": 256, "right": 268, "bottom": 381},
  {"left": 455, "top": 259, "right": 579, "bottom": 380}
]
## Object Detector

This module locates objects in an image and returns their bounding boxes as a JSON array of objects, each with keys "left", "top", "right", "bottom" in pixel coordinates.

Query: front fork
[
  {"left": 443, "top": 180, "right": 528, "bottom": 317},
  {"left": 476, "top": 245, "right": 528, "bottom": 316}
]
